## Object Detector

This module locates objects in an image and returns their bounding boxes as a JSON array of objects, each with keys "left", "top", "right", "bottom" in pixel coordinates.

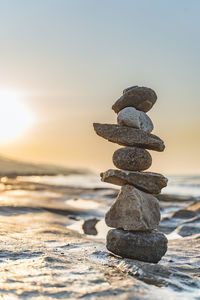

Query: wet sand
[{"left": 0, "top": 176, "right": 199, "bottom": 299}]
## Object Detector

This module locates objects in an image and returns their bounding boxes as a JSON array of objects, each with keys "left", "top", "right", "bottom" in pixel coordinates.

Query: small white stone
[{"left": 117, "top": 107, "right": 154, "bottom": 133}]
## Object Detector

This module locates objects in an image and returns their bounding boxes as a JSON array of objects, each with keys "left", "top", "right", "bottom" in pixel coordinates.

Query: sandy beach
[{"left": 0, "top": 174, "right": 199, "bottom": 299}]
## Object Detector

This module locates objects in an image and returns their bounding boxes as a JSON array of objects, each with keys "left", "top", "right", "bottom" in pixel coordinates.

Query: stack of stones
[{"left": 93, "top": 86, "right": 168, "bottom": 263}]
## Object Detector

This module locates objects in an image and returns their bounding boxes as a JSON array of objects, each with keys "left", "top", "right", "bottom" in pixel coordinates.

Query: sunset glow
[
  {"left": 0, "top": 92, "right": 34, "bottom": 143},
  {"left": 0, "top": 1, "right": 199, "bottom": 174}
]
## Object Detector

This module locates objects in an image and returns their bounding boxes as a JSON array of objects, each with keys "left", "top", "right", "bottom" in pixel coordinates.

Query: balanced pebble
[{"left": 117, "top": 107, "right": 153, "bottom": 133}]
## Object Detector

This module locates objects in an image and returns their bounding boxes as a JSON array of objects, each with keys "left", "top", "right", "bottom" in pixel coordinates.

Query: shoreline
[{"left": 0, "top": 175, "right": 199, "bottom": 298}]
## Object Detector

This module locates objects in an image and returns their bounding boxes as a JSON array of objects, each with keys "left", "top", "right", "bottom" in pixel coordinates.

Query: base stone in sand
[{"left": 106, "top": 229, "right": 168, "bottom": 263}]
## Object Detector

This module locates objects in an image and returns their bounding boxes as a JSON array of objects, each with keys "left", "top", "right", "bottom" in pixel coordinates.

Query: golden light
[{"left": 0, "top": 91, "right": 34, "bottom": 143}]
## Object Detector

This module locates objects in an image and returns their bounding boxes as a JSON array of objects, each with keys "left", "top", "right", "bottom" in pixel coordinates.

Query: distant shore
[{"left": 0, "top": 154, "right": 90, "bottom": 178}]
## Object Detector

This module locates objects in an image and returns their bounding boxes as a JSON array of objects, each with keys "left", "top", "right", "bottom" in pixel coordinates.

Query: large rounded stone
[
  {"left": 117, "top": 107, "right": 153, "bottom": 133},
  {"left": 105, "top": 185, "right": 160, "bottom": 231},
  {"left": 112, "top": 86, "right": 157, "bottom": 113},
  {"left": 113, "top": 147, "right": 152, "bottom": 171},
  {"left": 106, "top": 229, "right": 168, "bottom": 263},
  {"left": 100, "top": 169, "right": 168, "bottom": 194},
  {"left": 93, "top": 123, "right": 165, "bottom": 152}
]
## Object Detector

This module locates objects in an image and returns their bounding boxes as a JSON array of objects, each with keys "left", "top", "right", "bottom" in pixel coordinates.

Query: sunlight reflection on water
[
  {"left": 18, "top": 174, "right": 118, "bottom": 189},
  {"left": 18, "top": 174, "right": 200, "bottom": 197}
]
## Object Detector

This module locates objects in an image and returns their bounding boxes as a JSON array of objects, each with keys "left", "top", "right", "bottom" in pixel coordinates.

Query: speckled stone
[
  {"left": 105, "top": 185, "right": 160, "bottom": 231},
  {"left": 112, "top": 147, "right": 152, "bottom": 171},
  {"left": 93, "top": 123, "right": 165, "bottom": 152},
  {"left": 100, "top": 169, "right": 168, "bottom": 194},
  {"left": 112, "top": 86, "right": 157, "bottom": 113}
]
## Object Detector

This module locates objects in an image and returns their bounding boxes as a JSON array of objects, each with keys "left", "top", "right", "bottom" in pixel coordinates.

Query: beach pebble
[
  {"left": 117, "top": 107, "right": 153, "bottom": 133},
  {"left": 106, "top": 229, "right": 168, "bottom": 263},
  {"left": 101, "top": 169, "right": 168, "bottom": 194},
  {"left": 82, "top": 218, "right": 100, "bottom": 235},
  {"left": 112, "top": 86, "right": 157, "bottom": 113},
  {"left": 105, "top": 185, "right": 160, "bottom": 231},
  {"left": 93, "top": 123, "right": 165, "bottom": 152},
  {"left": 113, "top": 147, "right": 152, "bottom": 171}
]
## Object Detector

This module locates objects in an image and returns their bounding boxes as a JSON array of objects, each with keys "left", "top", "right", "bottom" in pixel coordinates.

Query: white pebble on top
[{"left": 117, "top": 107, "right": 154, "bottom": 133}]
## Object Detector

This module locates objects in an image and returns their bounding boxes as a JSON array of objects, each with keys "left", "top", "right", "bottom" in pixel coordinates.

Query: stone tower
[{"left": 93, "top": 86, "right": 168, "bottom": 263}]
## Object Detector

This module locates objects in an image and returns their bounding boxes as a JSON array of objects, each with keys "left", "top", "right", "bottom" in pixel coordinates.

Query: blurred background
[{"left": 0, "top": 0, "right": 200, "bottom": 175}]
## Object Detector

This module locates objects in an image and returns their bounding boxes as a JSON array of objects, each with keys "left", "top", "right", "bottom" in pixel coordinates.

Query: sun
[{"left": 0, "top": 91, "right": 34, "bottom": 143}]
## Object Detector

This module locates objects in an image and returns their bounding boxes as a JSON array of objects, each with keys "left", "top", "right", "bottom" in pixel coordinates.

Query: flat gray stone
[
  {"left": 93, "top": 123, "right": 165, "bottom": 152},
  {"left": 112, "top": 147, "right": 152, "bottom": 171},
  {"left": 101, "top": 169, "right": 168, "bottom": 194},
  {"left": 117, "top": 107, "right": 154, "bottom": 133},
  {"left": 106, "top": 229, "right": 168, "bottom": 263},
  {"left": 105, "top": 185, "right": 160, "bottom": 231},
  {"left": 112, "top": 86, "right": 157, "bottom": 113}
]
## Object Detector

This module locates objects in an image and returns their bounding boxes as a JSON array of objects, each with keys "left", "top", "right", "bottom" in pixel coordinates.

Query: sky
[{"left": 0, "top": 0, "right": 200, "bottom": 175}]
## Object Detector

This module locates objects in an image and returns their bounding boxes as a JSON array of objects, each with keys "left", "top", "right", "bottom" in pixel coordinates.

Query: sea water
[{"left": 19, "top": 174, "right": 200, "bottom": 198}]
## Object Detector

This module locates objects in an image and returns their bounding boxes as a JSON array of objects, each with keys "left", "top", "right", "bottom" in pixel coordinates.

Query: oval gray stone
[
  {"left": 105, "top": 185, "right": 160, "bottom": 231},
  {"left": 112, "top": 86, "right": 157, "bottom": 113},
  {"left": 106, "top": 229, "right": 168, "bottom": 263},
  {"left": 113, "top": 147, "right": 152, "bottom": 171},
  {"left": 93, "top": 123, "right": 165, "bottom": 152},
  {"left": 100, "top": 169, "right": 168, "bottom": 194},
  {"left": 117, "top": 107, "right": 154, "bottom": 133}
]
